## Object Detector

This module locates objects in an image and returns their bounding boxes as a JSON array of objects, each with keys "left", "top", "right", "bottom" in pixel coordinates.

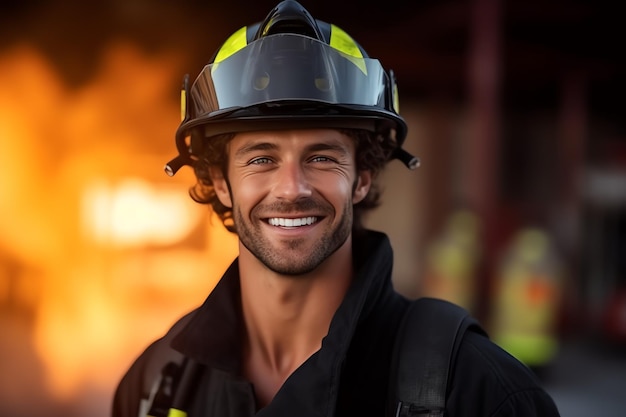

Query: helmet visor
[{"left": 189, "top": 34, "right": 389, "bottom": 117}]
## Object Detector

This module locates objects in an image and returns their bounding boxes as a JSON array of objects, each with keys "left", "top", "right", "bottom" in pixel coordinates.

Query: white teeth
[{"left": 268, "top": 217, "right": 317, "bottom": 227}]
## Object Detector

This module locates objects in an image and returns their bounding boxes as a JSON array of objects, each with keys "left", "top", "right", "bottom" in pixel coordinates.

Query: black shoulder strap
[
  {"left": 137, "top": 312, "right": 195, "bottom": 417},
  {"left": 388, "top": 297, "right": 486, "bottom": 417}
]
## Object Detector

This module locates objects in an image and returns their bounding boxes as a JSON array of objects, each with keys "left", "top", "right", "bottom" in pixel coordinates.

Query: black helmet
[{"left": 165, "top": 0, "right": 418, "bottom": 176}]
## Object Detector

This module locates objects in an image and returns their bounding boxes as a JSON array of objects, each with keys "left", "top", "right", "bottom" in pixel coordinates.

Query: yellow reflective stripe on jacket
[
  {"left": 147, "top": 408, "right": 187, "bottom": 417},
  {"left": 167, "top": 408, "right": 187, "bottom": 417}
]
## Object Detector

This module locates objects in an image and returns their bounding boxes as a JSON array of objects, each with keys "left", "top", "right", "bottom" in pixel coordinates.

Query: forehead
[{"left": 228, "top": 129, "right": 354, "bottom": 153}]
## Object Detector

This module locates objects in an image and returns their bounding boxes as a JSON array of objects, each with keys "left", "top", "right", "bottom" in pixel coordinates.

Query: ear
[
  {"left": 209, "top": 166, "right": 233, "bottom": 208},
  {"left": 352, "top": 170, "right": 372, "bottom": 204}
]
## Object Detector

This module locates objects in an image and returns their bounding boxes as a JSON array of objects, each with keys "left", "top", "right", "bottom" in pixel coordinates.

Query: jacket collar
[{"left": 171, "top": 229, "right": 396, "bottom": 413}]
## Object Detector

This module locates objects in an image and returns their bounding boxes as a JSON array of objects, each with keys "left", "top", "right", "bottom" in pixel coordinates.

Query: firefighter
[
  {"left": 112, "top": 2, "right": 560, "bottom": 416},
  {"left": 491, "top": 228, "right": 563, "bottom": 368}
]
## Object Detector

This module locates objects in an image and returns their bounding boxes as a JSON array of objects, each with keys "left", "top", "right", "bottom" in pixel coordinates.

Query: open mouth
[{"left": 267, "top": 216, "right": 319, "bottom": 227}]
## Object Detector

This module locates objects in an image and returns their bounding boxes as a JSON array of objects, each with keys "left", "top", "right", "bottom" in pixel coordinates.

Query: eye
[
  {"left": 249, "top": 157, "right": 272, "bottom": 165},
  {"left": 310, "top": 155, "right": 335, "bottom": 163}
]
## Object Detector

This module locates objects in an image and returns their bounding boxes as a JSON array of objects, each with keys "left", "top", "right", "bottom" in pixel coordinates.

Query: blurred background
[{"left": 1, "top": 0, "right": 625, "bottom": 416}]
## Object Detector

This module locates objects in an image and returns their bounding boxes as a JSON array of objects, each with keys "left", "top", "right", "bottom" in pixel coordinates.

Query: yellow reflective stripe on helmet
[
  {"left": 167, "top": 408, "right": 187, "bottom": 417},
  {"left": 329, "top": 24, "right": 362, "bottom": 58},
  {"left": 213, "top": 26, "right": 248, "bottom": 64},
  {"left": 329, "top": 24, "right": 367, "bottom": 75},
  {"left": 180, "top": 88, "right": 186, "bottom": 121},
  {"left": 392, "top": 81, "right": 400, "bottom": 113}
]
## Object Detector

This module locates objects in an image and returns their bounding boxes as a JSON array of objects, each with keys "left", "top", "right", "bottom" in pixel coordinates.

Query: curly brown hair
[{"left": 189, "top": 128, "right": 396, "bottom": 233}]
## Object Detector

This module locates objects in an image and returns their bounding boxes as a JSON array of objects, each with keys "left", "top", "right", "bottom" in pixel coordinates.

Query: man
[{"left": 113, "top": 1, "right": 561, "bottom": 416}]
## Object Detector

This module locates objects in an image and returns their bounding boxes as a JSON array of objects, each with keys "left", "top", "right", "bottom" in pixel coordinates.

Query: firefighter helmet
[{"left": 165, "top": 0, "right": 418, "bottom": 175}]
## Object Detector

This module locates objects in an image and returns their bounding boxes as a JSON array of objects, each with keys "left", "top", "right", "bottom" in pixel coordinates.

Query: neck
[{"left": 238, "top": 236, "right": 354, "bottom": 407}]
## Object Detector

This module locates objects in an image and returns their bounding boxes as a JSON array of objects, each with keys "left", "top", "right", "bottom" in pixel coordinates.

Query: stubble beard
[{"left": 234, "top": 198, "right": 353, "bottom": 276}]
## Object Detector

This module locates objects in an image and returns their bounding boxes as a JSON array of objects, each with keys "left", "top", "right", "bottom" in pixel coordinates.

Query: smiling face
[{"left": 210, "top": 129, "right": 372, "bottom": 276}]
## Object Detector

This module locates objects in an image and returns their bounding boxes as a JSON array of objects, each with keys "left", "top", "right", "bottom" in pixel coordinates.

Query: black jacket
[{"left": 113, "top": 230, "right": 560, "bottom": 417}]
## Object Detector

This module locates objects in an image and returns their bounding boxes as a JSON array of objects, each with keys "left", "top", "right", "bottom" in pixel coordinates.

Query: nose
[{"left": 272, "top": 161, "right": 312, "bottom": 201}]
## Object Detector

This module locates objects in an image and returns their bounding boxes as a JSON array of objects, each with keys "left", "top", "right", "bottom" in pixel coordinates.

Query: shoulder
[
  {"left": 112, "top": 310, "right": 196, "bottom": 417},
  {"left": 447, "top": 330, "right": 560, "bottom": 417}
]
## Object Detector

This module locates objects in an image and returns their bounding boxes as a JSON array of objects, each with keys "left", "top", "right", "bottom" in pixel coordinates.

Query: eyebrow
[
  {"left": 234, "top": 141, "right": 279, "bottom": 158},
  {"left": 305, "top": 141, "right": 351, "bottom": 155},
  {"left": 233, "top": 140, "right": 351, "bottom": 158}
]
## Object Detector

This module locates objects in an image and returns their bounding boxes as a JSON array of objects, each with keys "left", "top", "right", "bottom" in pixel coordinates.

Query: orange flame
[{"left": 0, "top": 41, "right": 237, "bottom": 406}]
